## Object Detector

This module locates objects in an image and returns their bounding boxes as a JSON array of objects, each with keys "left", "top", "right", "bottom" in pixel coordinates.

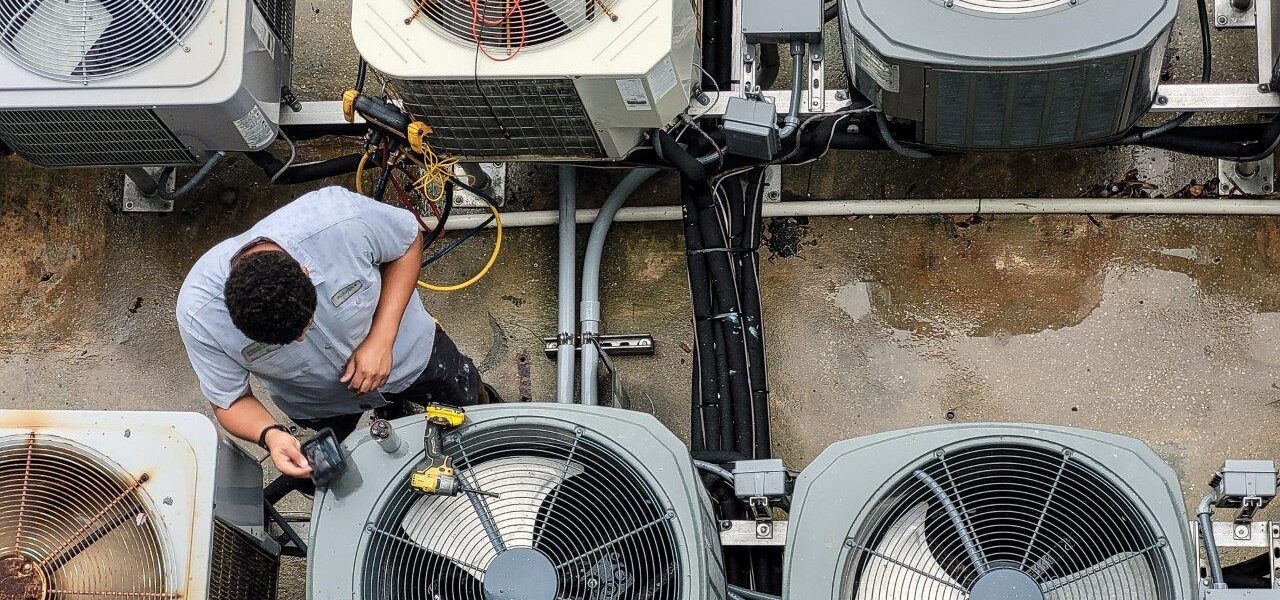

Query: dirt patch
[{"left": 0, "top": 162, "right": 109, "bottom": 345}]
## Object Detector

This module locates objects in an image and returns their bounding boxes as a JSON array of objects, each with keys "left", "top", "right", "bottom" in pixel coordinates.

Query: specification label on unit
[
  {"left": 855, "top": 41, "right": 899, "bottom": 93},
  {"left": 617, "top": 78, "right": 653, "bottom": 111},
  {"left": 250, "top": 7, "right": 276, "bottom": 59},
  {"left": 646, "top": 57, "right": 680, "bottom": 100},
  {"left": 234, "top": 105, "right": 275, "bottom": 149}
]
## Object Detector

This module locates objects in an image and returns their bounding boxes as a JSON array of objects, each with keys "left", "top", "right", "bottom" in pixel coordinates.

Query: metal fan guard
[
  {"left": 360, "top": 421, "right": 683, "bottom": 600},
  {"left": 410, "top": 0, "right": 621, "bottom": 51},
  {"left": 0, "top": 0, "right": 211, "bottom": 83},
  {"left": 940, "top": 0, "right": 1078, "bottom": 14},
  {"left": 842, "top": 439, "right": 1179, "bottom": 600},
  {"left": 0, "top": 433, "right": 171, "bottom": 600}
]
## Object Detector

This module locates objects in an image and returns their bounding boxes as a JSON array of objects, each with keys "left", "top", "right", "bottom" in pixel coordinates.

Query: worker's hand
[
  {"left": 265, "top": 429, "right": 312, "bottom": 479},
  {"left": 342, "top": 336, "right": 394, "bottom": 394}
]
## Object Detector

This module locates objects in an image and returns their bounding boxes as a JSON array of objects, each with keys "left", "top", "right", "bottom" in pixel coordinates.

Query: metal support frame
[
  {"left": 1219, "top": 157, "right": 1275, "bottom": 195},
  {"left": 1217, "top": 0, "right": 1257, "bottom": 28},
  {"left": 1192, "top": 520, "right": 1280, "bottom": 588},
  {"left": 452, "top": 163, "right": 506, "bottom": 208}
]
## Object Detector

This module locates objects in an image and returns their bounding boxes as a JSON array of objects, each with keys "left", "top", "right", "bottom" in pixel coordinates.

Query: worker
[{"left": 176, "top": 186, "right": 498, "bottom": 490}]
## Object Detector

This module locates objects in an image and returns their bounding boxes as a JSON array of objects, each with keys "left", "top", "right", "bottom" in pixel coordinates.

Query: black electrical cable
[
  {"left": 355, "top": 58, "right": 368, "bottom": 93},
  {"left": 875, "top": 112, "right": 933, "bottom": 159},
  {"left": 420, "top": 213, "right": 496, "bottom": 269},
  {"left": 757, "top": 44, "right": 781, "bottom": 89},
  {"left": 824, "top": 1, "right": 839, "bottom": 23},
  {"left": 684, "top": 202, "right": 724, "bottom": 453},
  {"left": 1139, "top": 118, "right": 1280, "bottom": 160},
  {"left": 1119, "top": 0, "right": 1212, "bottom": 144},
  {"left": 737, "top": 171, "right": 771, "bottom": 460},
  {"left": 245, "top": 151, "right": 366, "bottom": 185}
]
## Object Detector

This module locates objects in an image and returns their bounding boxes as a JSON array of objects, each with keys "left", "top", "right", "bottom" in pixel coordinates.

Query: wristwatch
[{"left": 257, "top": 424, "right": 293, "bottom": 450}]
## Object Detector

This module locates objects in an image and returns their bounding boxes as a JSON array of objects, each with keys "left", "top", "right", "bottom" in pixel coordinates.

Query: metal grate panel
[
  {"left": 252, "top": 0, "right": 294, "bottom": 54},
  {"left": 209, "top": 519, "right": 279, "bottom": 600},
  {"left": 392, "top": 78, "right": 603, "bottom": 158},
  {"left": 0, "top": 108, "right": 196, "bottom": 167}
]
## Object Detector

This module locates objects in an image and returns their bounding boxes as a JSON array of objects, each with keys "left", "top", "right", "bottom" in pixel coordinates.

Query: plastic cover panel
[
  {"left": 0, "top": 108, "right": 196, "bottom": 166},
  {"left": 391, "top": 78, "right": 603, "bottom": 159}
]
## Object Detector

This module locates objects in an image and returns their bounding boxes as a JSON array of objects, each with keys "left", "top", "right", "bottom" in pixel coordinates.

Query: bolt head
[
  {"left": 1218, "top": 15, "right": 1229, "bottom": 25},
  {"left": 1236, "top": 524, "right": 1251, "bottom": 538}
]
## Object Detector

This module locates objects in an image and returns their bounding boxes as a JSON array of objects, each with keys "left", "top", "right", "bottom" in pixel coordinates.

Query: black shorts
[{"left": 291, "top": 325, "right": 483, "bottom": 441}]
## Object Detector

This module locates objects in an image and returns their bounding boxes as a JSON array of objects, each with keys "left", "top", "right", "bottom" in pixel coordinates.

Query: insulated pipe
[
  {"left": 432, "top": 197, "right": 1280, "bottom": 231},
  {"left": 579, "top": 168, "right": 661, "bottom": 405},
  {"left": 556, "top": 166, "right": 578, "bottom": 404}
]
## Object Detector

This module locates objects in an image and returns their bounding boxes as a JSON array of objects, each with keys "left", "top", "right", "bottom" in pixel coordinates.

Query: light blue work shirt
[{"left": 176, "top": 186, "right": 435, "bottom": 419}]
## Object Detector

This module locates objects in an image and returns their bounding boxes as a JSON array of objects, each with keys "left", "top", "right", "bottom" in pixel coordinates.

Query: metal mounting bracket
[
  {"left": 452, "top": 163, "right": 506, "bottom": 208},
  {"left": 1217, "top": 0, "right": 1257, "bottom": 28},
  {"left": 1218, "top": 158, "right": 1275, "bottom": 195},
  {"left": 121, "top": 168, "right": 176, "bottom": 213},
  {"left": 720, "top": 520, "right": 788, "bottom": 546},
  {"left": 763, "top": 165, "right": 783, "bottom": 202},
  {"left": 542, "top": 334, "right": 655, "bottom": 359},
  {"left": 1193, "top": 520, "right": 1280, "bottom": 588}
]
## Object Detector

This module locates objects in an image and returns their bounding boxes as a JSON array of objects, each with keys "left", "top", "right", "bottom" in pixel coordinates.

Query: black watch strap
[{"left": 257, "top": 424, "right": 291, "bottom": 450}]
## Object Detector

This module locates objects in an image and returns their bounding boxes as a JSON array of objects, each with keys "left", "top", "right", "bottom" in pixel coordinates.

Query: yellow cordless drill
[{"left": 408, "top": 404, "right": 468, "bottom": 496}]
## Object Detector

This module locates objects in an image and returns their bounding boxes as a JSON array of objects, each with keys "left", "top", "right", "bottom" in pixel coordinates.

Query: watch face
[{"left": 302, "top": 428, "right": 347, "bottom": 487}]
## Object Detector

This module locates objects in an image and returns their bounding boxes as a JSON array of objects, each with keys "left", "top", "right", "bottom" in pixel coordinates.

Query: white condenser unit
[
  {"left": 0, "top": 0, "right": 294, "bottom": 167},
  {"left": 0, "top": 410, "right": 280, "bottom": 600},
  {"left": 351, "top": 0, "right": 700, "bottom": 160}
]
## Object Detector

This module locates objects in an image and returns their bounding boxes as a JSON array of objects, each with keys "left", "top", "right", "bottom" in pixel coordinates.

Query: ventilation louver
[
  {"left": 308, "top": 404, "right": 726, "bottom": 600},
  {"left": 353, "top": 0, "right": 698, "bottom": 160},
  {"left": 0, "top": 0, "right": 293, "bottom": 167},
  {"left": 784, "top": 424, "right": 1196, "bottom": 600},
  {"left": 0, "top": 411, "right": 280, "bottom": 600},
  {"left": 839, "top": 0, "right": 1177, "bottom": 150}
]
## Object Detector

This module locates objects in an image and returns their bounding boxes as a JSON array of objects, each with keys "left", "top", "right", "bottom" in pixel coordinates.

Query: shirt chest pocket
[
  {"left": 242, "top": 341, "right": 312, "bottom": 379},
  {"left": 326, "top": 277, "right": 377, "bottom": 324}
]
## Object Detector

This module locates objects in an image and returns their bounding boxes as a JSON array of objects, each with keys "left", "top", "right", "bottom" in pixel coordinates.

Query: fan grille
[
  {"left": 0, "top": 433, "right": 172, "bottom": 600},
  {"left": 844, "top": 442, "right": 1177, "bottom": 600},
  {"left": 0, "top": 0, "right": 211, "bottom": 83},
  {"left": 941, "top": 0, "right": 1075, "bottom": 14},
  {"left": 362, "top": 422, "right": 682, "bottom": 600},
  {"left": 408, "top": 0, "right": 620, "bottom": 52}
]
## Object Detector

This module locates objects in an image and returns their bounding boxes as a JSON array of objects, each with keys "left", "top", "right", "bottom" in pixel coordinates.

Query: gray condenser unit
[
  {"left": 0, "top": 411, "right": 279, "bottom": 600},
  {"left": 0, "top": 0, "right": 294, "bottom": 167},
  {"left": 308, "top": 404, "right": 726, "bottom": 600},
  {"left": 784, "top": 423, "right": 1197, "bottom": 600},
  {"left": 840, "top": 0, "right": 1178, "bottom": 150}
]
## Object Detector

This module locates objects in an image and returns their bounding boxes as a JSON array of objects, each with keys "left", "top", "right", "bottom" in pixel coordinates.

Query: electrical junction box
[
  {"left": 1216, "top": 460, "right": 1278, "bottom": 503},
  {"left": 723, "top": 96, "right": 780, "bottom": 160},
  {"left": 742, "top": 0, "right": 824, "bottom": 44},
  {"left": 734, "top": 459, "right": 788, "bottom": 499}
]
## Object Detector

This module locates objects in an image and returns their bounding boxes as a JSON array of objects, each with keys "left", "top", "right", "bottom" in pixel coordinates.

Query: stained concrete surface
[{"left": 4, "top": 0, "right": 1280, "bottom": 597}]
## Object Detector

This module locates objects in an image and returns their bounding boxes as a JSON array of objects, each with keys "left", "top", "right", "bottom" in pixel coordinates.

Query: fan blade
[
  {"left": 855, "top": 502, "right": 966, "bottom": 600},
  {"left": 401, "top": 456, "right": 584, "bottom": 578},
  {"left": 1042, "top": 554, "right": 1159, "bottom": 600}
]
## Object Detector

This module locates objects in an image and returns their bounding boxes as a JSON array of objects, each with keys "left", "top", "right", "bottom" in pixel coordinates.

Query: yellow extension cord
[{"left": 355, "top": 149, "right": 504, "bottom": 292}]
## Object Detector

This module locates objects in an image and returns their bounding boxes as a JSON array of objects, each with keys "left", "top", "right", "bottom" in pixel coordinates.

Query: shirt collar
[{"left": 230, "top": 235, "right": 326, "bottom": 286}]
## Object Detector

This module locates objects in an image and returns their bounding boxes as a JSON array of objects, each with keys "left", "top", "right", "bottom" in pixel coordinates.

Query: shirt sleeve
[
  {"left": 178, "top": 317, "right": 251, "bottom": 409},
  {"left": 342, "top": 188, "right": 420, "bottom": 264}
]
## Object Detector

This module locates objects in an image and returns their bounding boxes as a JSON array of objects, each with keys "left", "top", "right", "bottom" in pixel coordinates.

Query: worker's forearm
[
  {"left": 369, "top": 232, "right": 424, "bottom": 345},
  {"left": 212, "top": 394, "right": 279, "bottom": 443}
]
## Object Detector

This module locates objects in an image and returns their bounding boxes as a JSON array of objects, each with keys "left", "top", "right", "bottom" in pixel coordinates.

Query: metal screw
[
  {"left": 1218, "top": 15, "right": 1230, "bottom": 25},
  {"left": 835, "top": 90, "right": 848, "bottom": 101},
  {"left": 756, "top": 523, "right": 771, "bottom": 536},
  {"left": 720, "top": 520, "right": 732, "bottom": 531},
  {"left": 1156, "top": 95, "right": 1169, "bottom": 105},
  {"left": 125, "top": 201, "right": 135, "bottom": 209},
  {"left": 768, "top": 191, "right": 781, "bottom": 201},
  {"left": 1236, "top": 524, "right": 1251, "bottom": 539},
  {"left": 846, "top": 124, "right": 861, "bottom": 134}
]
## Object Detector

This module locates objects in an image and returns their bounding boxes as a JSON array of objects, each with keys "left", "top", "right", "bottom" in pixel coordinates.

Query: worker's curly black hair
[{"left": 224, "top": 251, "right": 316, "bottom": 345}]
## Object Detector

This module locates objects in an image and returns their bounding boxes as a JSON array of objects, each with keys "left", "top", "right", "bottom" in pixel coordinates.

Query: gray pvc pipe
[
  {"left": 556, "top": 166, "right": 577, "bottom": 404},
  {"left": 1198, "top": 492, "right": 1226, "bottom": 589},
  {"left": 579, "top": 168, "right": 660, "bottom": 405}
]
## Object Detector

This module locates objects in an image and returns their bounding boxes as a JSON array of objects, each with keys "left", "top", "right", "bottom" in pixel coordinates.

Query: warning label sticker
[
  {"left": 855, "top": 41, "right": 900, "bottom": 93},
  {"left": 617, "top": 78, "right": 653, "bottom": 112},
  {"left": 250, "top": 7, "right": 276, "bottom": 59},
  {"left": 234, "top": 105, "right": 275, "bottom": 149}
]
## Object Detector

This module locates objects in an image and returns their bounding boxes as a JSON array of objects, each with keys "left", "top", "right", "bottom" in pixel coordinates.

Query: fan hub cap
[
  {"left": 483, "top": 548, "right": 557, "bottom": 600},
  {"left": 970, "top": 568, "right": 1044, "bottom": 600},
  {"left": 0, "top": 555, "right": 46, "bottom": 600}
]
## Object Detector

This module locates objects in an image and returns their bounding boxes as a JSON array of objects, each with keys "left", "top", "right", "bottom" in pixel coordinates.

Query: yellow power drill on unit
[{"left": 408, "top": 404, "right": 479, "bottom": 497}]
